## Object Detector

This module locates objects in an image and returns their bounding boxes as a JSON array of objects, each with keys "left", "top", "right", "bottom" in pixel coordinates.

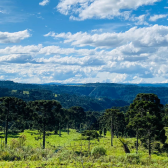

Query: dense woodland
[{"left": 1, "top": 80, "right": 168, "bottom": 111}]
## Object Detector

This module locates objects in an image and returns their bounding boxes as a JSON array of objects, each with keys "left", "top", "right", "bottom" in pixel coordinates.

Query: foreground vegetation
[
  {"left": 0, "top": 90, "right": 168, "bottom": 167},
  {"left": 0, "top": 129, "right": 168, "bottom": 168}
]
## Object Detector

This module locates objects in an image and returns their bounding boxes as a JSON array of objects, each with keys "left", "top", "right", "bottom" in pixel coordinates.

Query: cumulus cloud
[
  {"left": 129, "top": 14, "right": 149, "bottom": 25},
  {"left": 39, "top": 0, "right": 50, "bottom": 6},
  {"left": 0, "top": 44, "right": 42, "bottom": 55},
  {"left": 2, "top": 24, "right": 168, "bottom": 83},
  {"left": 0, "top": 54, "right": 36, "bottom": 64},
  {"left": 0, "top": 30, "right": 31, "bottom": 43},
  {"left": 56, "top": 0, "right": 160, "bottom": 20},
  {"left": 149, "top": 14, "right": 168, "bottom": 21},
  {"left": 45, "top": 25, "right": 168, "bottom": 48}
]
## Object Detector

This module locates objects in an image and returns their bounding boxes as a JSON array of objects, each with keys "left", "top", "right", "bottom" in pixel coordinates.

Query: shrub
[
  {"left": 153, "top": 143, "right": 161, "bottom": 153},
  {"left": 0, "top": 151, "right": 21, "bottom": 161},
  {"left": 81, "top": 130, "right": 99, "bottom": 140},
  {"left": 10, "top": 139, "right": 20, "bottom": 149},
  {"left": 125, "top": 153, "right": 140, "bottom": 164},
  {"left": 19, "top": 134, "right": 26, "bottom": 146},
  {"left": 91, "top": 146, "right": 106, "bottom": 158}
]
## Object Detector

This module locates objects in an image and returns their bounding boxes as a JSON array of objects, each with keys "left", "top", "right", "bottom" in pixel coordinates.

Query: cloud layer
[
  {"left": 57, "top": 0, "right": 160, "bottom": 20},
  {"left": 149, "top": 14, "right": 168, "bottom": 21},
  {"left": 1, "top": 24, "right": 168, "bottom": 83},
  {"left": 45, "top": 25, "right": 168, "bottom": 48},
  {"left": 39, "top": 0, "right": 50, "bottom": 6},
  {"left": 0, "top": 30, "right": 31, "bottom": 43}
]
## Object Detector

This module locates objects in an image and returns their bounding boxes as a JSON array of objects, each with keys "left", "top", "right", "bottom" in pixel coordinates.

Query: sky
[{"left": 0, "top": 0, "right": 168, "bottom": 84}]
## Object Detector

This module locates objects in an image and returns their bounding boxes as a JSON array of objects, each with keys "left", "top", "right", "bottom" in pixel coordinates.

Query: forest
[
  {"left": 0, "top": 90, "right": 168, "bottom": 167},
  {"left": 1, "top": 80, "right": 168, "bottom": 111}
]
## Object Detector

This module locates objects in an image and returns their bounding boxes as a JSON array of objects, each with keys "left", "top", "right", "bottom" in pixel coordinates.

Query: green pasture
[
  {"left": 11, "top": 90, "right": 17, "bottom": 93},
  {"left": 0, "top": 130, "right": 168, "bottom": 167},
  {"left": 23, "top": 91, "right": 29, "bottom": 95}
]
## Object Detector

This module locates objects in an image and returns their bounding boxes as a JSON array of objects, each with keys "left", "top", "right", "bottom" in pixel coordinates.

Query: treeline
[
  {"left": 1, "top": 81, "right": 168, "bottom": 104},
  {"left": 0, "top": 87, "right": 128, "bottom": 111},
  {"left": 0, "top": 97, "right": 100, "bottom": 149},
  {"left": 0, "top": 93, "right": 168, "bottom": 156},
  {"left": 99, "top": 93, "right": 168, "bottom": 156}
]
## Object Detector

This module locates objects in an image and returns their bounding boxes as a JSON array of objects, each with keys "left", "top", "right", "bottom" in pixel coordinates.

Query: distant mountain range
[
  {"left": 42, "top": 82, "right": 168, "bottom": 87},
  {"left": 0, "top": 80, "right": 168, "bottom": 111}
]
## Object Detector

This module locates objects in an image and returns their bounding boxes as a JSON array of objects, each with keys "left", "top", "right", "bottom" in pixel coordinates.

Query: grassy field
[{"left": 0, "top": 129, "right": 168, "bottom": 168}]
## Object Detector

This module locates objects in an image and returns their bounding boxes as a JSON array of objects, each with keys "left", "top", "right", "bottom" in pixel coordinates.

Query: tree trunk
[
  {"left": 67, "top": 122, "right": 69, "bottom": 135},
  {"left": 43, "top": 124, "right": 45, "bottom": 149},
  {"left": 59, "top": 122, "right": 61, "bottom": 137},
  {"left": 88, "top": 137, "right": 90, "bottom": 153},
  {"left": 5, "top": 101, "right": 10, "bottom": 146},
  {"left": 136, "top": 128, "right": 138, "bottom": 154},
  {"left": 148, "top": 131, "right": 151, "bottom": 157},
  {"left": 5, "top": 114, "right": 8, "bottom": 146},
  {"left": 80, "top": 123, "right": 81, "bottom": 133},
  {"left": 117, "top": 126, "right": 119, "bottom": 138},
  {"left": 111, "top": 116, "right": 113, "bottom": 146}
]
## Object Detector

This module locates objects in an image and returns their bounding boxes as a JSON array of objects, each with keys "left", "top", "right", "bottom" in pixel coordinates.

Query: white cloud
[
  {"left": 129, "top": 14, "right": 149, "bottom": 25},
  {"left": 57, "top": 0, "right": 160, "bottom": 20},
  {"left": 0, "top": 30, "right": 31, "bottom": 43},
  {"left": 39, "top": 0, "right": 50, "bottom": 6},
  {"left": 0, "top": 10, "right": 6, "bottom": 14},
  {"left": 45, "top": 25, "right": 168, "bottom": 48},
  {"left": 0, "top": 54, "right": 35, "bottom": 64},
  {"left": 2, "top": 24, "right": 168, "bottom": 83},
  {"left": 0, "top": 44, "right": 42, "bottom": 55},
  {"left": 149, "top": 14, "right": 168, "bottom": 21}
]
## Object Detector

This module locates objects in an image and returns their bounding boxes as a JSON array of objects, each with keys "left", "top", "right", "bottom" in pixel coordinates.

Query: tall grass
[{"left": 0, "top": 129, "right": 168, "bottom": 167}]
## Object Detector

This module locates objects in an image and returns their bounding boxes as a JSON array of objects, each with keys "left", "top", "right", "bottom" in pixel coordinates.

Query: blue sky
[{"left": 1, "top": 0, "right": 168, "bottom": 84}]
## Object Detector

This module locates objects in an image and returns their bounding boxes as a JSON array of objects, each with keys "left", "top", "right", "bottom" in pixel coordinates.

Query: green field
[
  {"left": 23, "top": 91, "right": 29, "bottom": 95},
  {"left": 0, "top": 130, "right": 168, "bottom": 168}
]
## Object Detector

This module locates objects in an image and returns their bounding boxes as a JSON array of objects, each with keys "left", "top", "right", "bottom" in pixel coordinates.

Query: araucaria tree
[
  {"left": 127, "top": 93, "right": 167, "bottom": 156},
  {"left": 102, "top": 109, "right": 119, "bottom": 146},
  {"left": 29, "top": 100, "right": 62, "bottom": 149},
  {"left": 69, "top": 106, "right": 86, "bottom": 131},
  {"left": 0, "top": 97, "right": 26, "bottom": 145}
]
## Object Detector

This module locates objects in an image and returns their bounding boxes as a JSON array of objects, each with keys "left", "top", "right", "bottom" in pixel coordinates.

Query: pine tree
[
  {"left": 29, "top": 100, "right": 62, "bottom": 149},
  {"left": 127, "top": 93, "right": 167, "bottom": 156}
]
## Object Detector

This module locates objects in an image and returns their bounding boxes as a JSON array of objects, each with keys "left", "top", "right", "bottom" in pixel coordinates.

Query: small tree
[
  {"left": 127, "top": 93, "right": 167, "bottom": 156},
  {"left": 102, "top": 109, "right": 120, "bottom": 146},
  {"left": 0, "top": 97, "right": 26, "bottom": 145},
  {"left": 69, "top": 106, "right": 86, "bottom": 131},
  {"left": 29, "top": 100, "right": 62, "bottom": 149}
]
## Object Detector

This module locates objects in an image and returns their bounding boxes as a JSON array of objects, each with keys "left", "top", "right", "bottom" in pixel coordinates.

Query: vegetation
[{"left": 1, "top": 82, "right": 168, "bottom": 167}]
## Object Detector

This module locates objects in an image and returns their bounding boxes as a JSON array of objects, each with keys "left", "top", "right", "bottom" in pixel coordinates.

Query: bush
[
  {"left": 10, "top": 139, "right": 20, "bottom": 149},
  {"left": 125, "top": 153, "right": 140, "bottom": 164},
  {"left": 162, "top": 143, "right": 168, "bottom": 152},
  {"left": 0, "top": 151, "right": 21, "bottom": 161},
  {"left": 91, "top": 146, "right": 106, "bottom": 158},
  {"left": 81, "top": 130, "right": 99, "bottom": 139},
  {"left": 19, "top": 134, "right": 26, "bottom": 146},
  {"left": 153, "top": 143, "right": 161, "bottom": 153}
]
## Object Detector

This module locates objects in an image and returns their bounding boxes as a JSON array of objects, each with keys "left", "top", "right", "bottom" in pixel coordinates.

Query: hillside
[{"left": 0, "top": 81, "right": 168, "bottom": 109}]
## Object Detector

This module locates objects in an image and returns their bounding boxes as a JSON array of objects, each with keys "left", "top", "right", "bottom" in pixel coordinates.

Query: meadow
[{"left": 0, "top": 129, "right": 168, "bottom": 168}]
